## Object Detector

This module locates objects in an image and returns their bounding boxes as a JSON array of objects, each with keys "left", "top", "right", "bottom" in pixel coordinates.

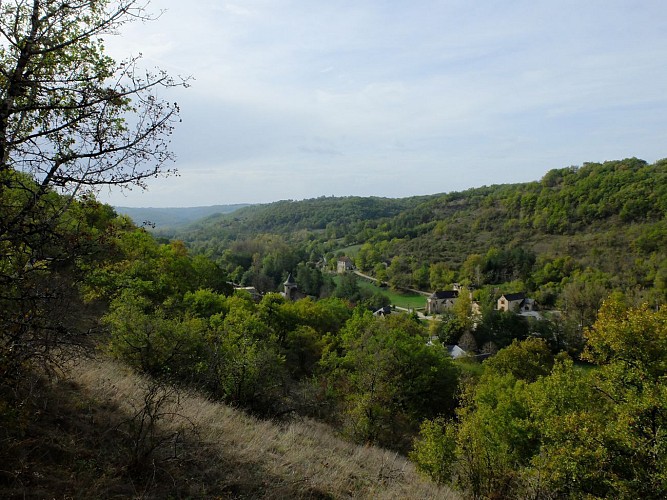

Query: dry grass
[{"left": 2, "top": 356, "right": 460, "bottom": 499}]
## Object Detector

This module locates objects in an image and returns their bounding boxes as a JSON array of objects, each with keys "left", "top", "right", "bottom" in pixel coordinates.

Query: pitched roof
[
  {"left": 284, "top": 273, "right": 296, "bottom": 285},
  {"left": 373, "top": 305, "right": 392, "bottom": 316},
  {"left": 500, "top": 292, "right": 526, "bottom": 301},
  {"left": 446, "top": 345, "right": 467, "bottom": 359},
  {"left": 430, "top": 290, "right": 459, "bottom": 300}
]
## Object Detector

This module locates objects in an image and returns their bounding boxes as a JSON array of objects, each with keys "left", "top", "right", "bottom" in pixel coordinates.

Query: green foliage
[
  {"left": 284, "top": 297, "right": 353, "bottom": 337},
  {"left": 387, "top": 255, "right": 413, "bottom": 290},
  {"left": 295, "top": 262, "right": 328, "bottom": 296},
  {"left": 0, "top": 0, "right": 184, "bottom": 385},
  {"left": 525, "top": 359, "right": 611, "bottom": 497},
  {"left": 577, "top": 300, "right": 667, "bottom": 497},
  {"left": 409, "top": 417, "right": 458, "bottom": 484},
  {"left": 429, "top": 311, "right": 465, "bottom": 344},
  {"left": 451, "top": 289, "right": 474, "bottom": 332},
  {"left": 474, "top": 309, "right": 530, "bottom": 350},
  {"left": 104, "top": 291, "right": 207, "bottom": 377},
  {"left": 96, "top": 228, "right": 361, "bottom": 416},
  {"left": 483, "top": 338, "right": 554, "bottom": 382},
  {"left": 456, "top": 373, "right": 537, "bottom": 498},
  {"left": 0, "top": 172, "right": 121, "bottom": 382},
  {"left": 481, "top": 246, "right": 536, "bottom": 284},
  {"left": 322, "top": 311, "right": 459, "bottom": 451},
  {"left": 182, "top": 289, "right": 229, "bottom": 318},
  {"left": 207, "top": 305, "right": 285, "bottom": 410},
  {"left": 333, "top": 272, "right": 362, "bottom": 302},
  {"left": 411, "top": 301, "right": 667, "bottom": 498},
  {"left": 559, "top": 268, "right": 612, "bottom": 327},
  {"left": 356, "top": 242, "right": 382, "bottom": 272},
  {"left": 179, "top": 196, "right": 424, "bottom": 258},
  {"left": 85, "top": 227, "right": 231, "bottom": 309},
  {"left": 429, "top": 262, "right": 455, "bottom": 291},
  {"left": 165, "top": 158, "right": 667, "bottom": 312},
  {"left": 285, "top": 325, "right": 323, "bottom": 378}
]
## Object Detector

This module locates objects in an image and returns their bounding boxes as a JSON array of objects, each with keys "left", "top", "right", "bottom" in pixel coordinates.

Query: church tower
[{"left": 283, "top": 273, "right": 298, "bottom": 301}]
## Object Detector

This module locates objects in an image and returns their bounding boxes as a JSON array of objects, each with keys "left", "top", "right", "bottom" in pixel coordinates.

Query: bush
[{"left": 410, "top": 417, "right": 457, "bottom": 484}]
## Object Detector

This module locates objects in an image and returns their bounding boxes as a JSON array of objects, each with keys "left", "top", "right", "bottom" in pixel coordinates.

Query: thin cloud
[{"left": 101, "top": 0, "right": 667, "bottom": 207}]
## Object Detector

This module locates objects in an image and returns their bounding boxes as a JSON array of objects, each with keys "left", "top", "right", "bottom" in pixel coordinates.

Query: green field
[
  {"left": 337, "top": 244, "right": 362, "bottom": 257},
  {"left": 356, "top": 279, "right": 427, "bottom": 310},
  {"left": 332, "top": 273, "right": 428, "bottom": 309}
]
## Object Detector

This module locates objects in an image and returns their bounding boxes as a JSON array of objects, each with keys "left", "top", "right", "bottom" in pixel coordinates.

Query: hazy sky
[{"left": 101, "top": 0, "right": 667, "bottom": 207}]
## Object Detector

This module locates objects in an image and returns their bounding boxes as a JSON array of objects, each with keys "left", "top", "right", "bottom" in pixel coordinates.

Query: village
[{"left": 234, "top": 254, "right": 548, "bottom": 360}]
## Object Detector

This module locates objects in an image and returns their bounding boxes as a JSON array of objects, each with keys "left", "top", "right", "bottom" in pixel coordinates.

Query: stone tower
[{"left": 283, "top": 273, "right": 298, "bottom": 301}]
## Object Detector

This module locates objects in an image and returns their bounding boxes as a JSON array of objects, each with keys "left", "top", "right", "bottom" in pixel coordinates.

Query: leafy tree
[
  {"left": 412, "top": 263, "right": 430, "bottom": 290},
  {"left": 387, "top": 255, "right": 413, "bottom": 290},
  {"left": 284, "top": 297, "right": 352, "bottom": 337},
  {"left": 0, "top": 0, "right": 182, "bottom": 191},
  {"left": 105, "top": 290, "right": 206, "bottom": 379},
  {"left": 483, "top": 338, "right": 554, "bottom": 382},
  {"left": 429, "top": 262, "right": 455, "bottom": 291},
  {"left": 412, "top": 301, "right": 667, "bottom": 498},
  {"left": 560, "top": 270, "right": 610, "bottom": 326},
  {"left": 525, "top": 359, "right": 611, "bottom": 497},
  {"left": 481, "top": 247, "right": 536, "bottom": 284},
  {"left": 410, "top": 417, "right": 457, "bottom": 484},
  {"left": 322, "top": 311, "right": 459, "bottom": 451},
  {"left": 451, "top": 288, "right": 473, "bottom": 332},
  {"left": 475, "top": 309, "right": 529, "bottom": 350},
  {"left": 356, "top": 242, "right": 380, "bottom": 272},
  {"left": 284, "top": 325, "right": 322, "bottom": 378},
  {"left": 461, "top": 254, "right": 484, "bottom": 286},
  {"left": 182, "top": 289, "right": 229, "bottom": 318},
  {"left": 455, "top": 372, "right": 536, "bottom": 498},
  {"left": 428, "top": 311, "right": 465, "bottom": 344},
  {"left": 333, "top": 272, "right": 362, "bottom": 302},
  {"left": 0, "top": 184, "right": 118, "bottom": 381},
  {"left": 295, "top": 262, "right": 325, "bottom": 296},
  {"left": 531, "top": 255, "right": 577, "bottom": 289},
  {"left": 190, "top": 255, "right": 233, "bottom": 295},
  {"left": 578, "top": 299, "right": 667, "bottom": 497},
  {"left": 0, "top": 0, "right": 183, "bottom": 382},
  {"left": 654, "top": 259, "right": 667, "bottom": 302},
  {"left": 206, "top": 305, "right": 286, "bottom": 412},
  {"left": 356, "top": 288, "right": 391, "bottom": 312},
  {"left": 257, "top": 293, "right": 296, "bottom": 345},
  {"left": 373, "top": 262, "right": 388, "bottom": 283}
]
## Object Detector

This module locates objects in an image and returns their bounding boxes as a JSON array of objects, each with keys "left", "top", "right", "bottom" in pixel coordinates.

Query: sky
[{"left": 101, "top": 0, "right": 667, "bottom": 207}]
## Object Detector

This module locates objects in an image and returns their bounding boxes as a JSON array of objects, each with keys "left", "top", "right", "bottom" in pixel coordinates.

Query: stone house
[
  {"left": 234, "top": 286, "right": 262, "bottom": 301},
  {"left": 425, "top": 290, "right": 459, "bottom": 315},
  {"left": 337, "top": 256, "right": 354, "bottom": 274},
  {"left": 497, "top": 292, "right": 535, "bottom": 313}
]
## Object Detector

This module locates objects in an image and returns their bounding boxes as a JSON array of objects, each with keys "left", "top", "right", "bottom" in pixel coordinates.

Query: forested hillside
[
  {"left": 180, "top": 195, "right": 429, "bottom": 244},
  {"left": 172, "top": 157, "right": 667, "bottom": 309},
  {"left": 115, "top": 203, "right": 249, "bottom": 229}
]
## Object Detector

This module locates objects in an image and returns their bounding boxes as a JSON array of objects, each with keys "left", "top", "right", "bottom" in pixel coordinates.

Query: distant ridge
[{"left": 115, "top": 204, "right": 251, "bottom": 229}]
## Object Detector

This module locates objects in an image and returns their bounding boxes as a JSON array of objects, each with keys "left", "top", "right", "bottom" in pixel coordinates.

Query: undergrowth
[{"left": 0, "top": 356, "right": 460, "bottom": 499}]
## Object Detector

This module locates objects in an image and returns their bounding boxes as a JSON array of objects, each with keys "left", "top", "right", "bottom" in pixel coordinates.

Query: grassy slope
[
  {"left": 357, "top": 279, "right": 427, "bottom": 310},
  {"left": 1, "top": 357, "right": 459, "bottom": 499}
]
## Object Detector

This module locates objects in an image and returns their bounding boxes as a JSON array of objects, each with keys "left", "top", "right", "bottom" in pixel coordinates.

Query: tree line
[{"left": 168, "top": 157, "right": 667, "bottom": 315}]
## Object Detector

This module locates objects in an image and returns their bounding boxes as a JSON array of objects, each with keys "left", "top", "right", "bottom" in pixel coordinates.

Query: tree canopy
[{"left": 0, "top": 0, "right": 184, "bottom": 385}]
